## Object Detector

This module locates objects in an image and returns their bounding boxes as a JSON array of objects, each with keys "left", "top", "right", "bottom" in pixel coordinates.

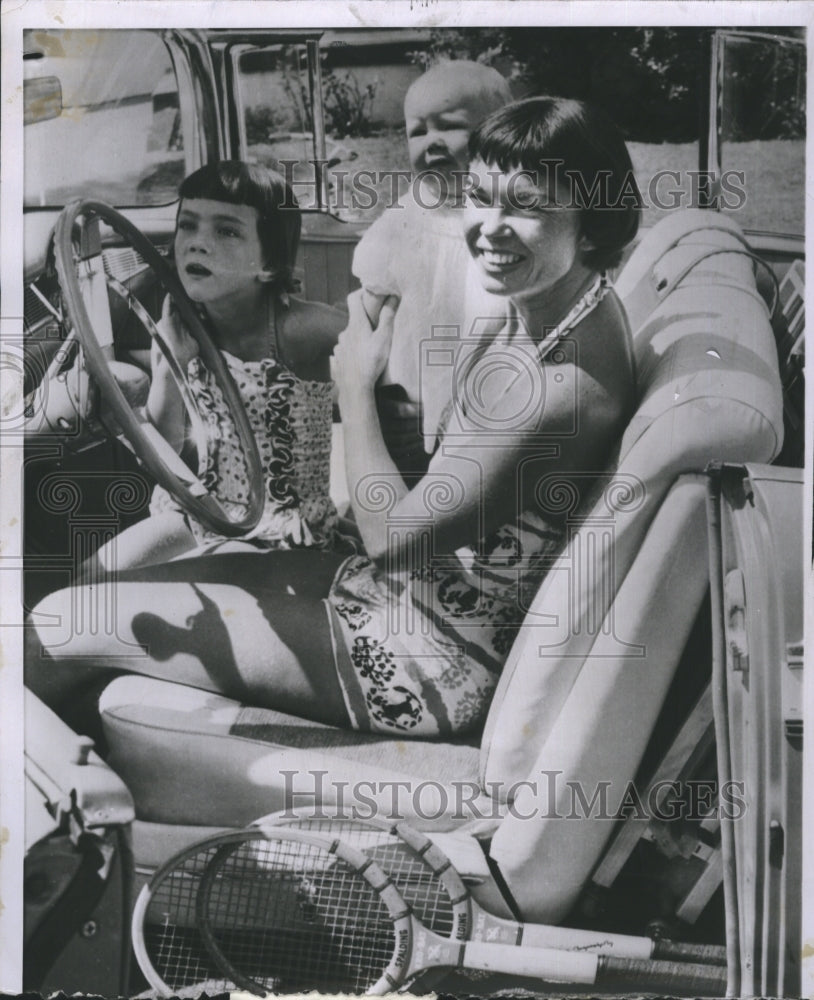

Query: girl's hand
[
  {"left": 333, "top": 289, "right": 398, "bottom": 395},
  {"left": 153, "top": 295, "right": 199, "bottom": 374}
]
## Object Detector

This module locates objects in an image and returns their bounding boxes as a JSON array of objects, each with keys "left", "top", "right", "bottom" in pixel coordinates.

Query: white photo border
[{"left": 1, "top": 2, "right": 811, "bottom": 995}]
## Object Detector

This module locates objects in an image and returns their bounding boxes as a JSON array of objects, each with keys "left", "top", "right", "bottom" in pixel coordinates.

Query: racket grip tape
[
  {"left": 597, "top": 955, "right": 728, "bottom": 994},
  {"left": 651, "top": 938, "right": 728, "bottom": 966},
  {"left": 461, "top": 942, "right": 601, "bottom": 983}
]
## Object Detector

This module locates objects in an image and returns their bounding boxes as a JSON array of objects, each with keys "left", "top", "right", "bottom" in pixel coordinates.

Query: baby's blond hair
[{"left": 406, "top": 59, "right": 512, "bottom": 117}]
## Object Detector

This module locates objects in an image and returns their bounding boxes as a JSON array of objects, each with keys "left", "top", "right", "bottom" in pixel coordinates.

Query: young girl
[{"left": 98, "top": 161, "right": 349, "bottom": 572}]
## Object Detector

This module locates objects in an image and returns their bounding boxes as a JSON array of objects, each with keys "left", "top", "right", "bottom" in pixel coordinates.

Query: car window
[
  {"left": 718, "top": 32, "right": 805, "bottom": 235},
  {"left": 236, "top": 29, "right": 707, "bottom": 228},
  {"left": 236, "top": 43, "right": 323, "bottom": 210},
  {"left": 24, "top": 29, "right": 185, "bottom": 208}
]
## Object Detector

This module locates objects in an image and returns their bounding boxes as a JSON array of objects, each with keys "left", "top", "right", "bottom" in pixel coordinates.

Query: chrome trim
[{"left": 308, "top": 37, "right": 328, "bottom": 210}]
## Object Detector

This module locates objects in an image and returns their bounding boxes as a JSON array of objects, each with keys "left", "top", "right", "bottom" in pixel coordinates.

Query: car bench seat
[{"left": 98, "top": 208, "right": 783, "bottom": 921}]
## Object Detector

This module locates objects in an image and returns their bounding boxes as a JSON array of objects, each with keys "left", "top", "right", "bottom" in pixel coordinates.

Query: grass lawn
[
  {"left": 629, "top": 138, "right": 804, "bottom": 235},
  {"left": 251, "top": 133, "right": 804, "bottom": 236}
]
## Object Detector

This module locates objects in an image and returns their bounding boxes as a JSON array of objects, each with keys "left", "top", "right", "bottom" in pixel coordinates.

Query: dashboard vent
[
  {"left": 102, "top": 247, "right": 149, "bottom": 283},
  {"left": 24, "top": 281, "right": 57, "bottom": 331},
  {"left": 785, "top": 719, "right": 803, "bottom": 739}
]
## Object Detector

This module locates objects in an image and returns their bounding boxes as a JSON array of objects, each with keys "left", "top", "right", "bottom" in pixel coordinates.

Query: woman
[{"left": 26, "top": 97, "right": 639, "bottom": 738}]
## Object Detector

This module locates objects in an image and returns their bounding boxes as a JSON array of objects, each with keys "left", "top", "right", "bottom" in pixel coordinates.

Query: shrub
[
  {"left": 323, "top": 70, "right": 378, "bottom": 138},
  {"left": 245, "top": 105, "right": 288, "bottom": 144},
  {"left": 411, "top": 27, "right": 804, "bottom": 143}
]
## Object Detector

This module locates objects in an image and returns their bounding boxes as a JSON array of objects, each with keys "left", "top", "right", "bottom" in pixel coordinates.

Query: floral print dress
[
  {"left": 325, "top": 273, "right": 612, "bottom": 737},
  {"left": 150, "top": 348, "right": 341, "bottom": 551},
  {"left": 326, "top": 516, "right": 565, "bottom": 737}
]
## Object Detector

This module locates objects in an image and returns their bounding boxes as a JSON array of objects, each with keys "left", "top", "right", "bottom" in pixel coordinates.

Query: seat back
[{"left": 480, "top": 209, "right": 784, "bottom": 922}]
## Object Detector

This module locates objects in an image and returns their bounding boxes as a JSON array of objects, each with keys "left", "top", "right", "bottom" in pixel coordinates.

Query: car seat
[{"left": 95, "top": 208, "right": 783, "bottom": 923}]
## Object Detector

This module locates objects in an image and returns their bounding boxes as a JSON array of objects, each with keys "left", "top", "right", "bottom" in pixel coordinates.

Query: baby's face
[{"left": 404, "top": 84, "right": 485, "bottom": 181}]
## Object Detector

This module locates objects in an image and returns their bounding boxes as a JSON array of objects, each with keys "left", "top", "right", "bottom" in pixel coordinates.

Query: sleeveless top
[
  {"left": 150, "top": 300, "right": 341, "bottom": 550},
  {"left": 326, "top": 273, "right": 614, "bottom": 736}
]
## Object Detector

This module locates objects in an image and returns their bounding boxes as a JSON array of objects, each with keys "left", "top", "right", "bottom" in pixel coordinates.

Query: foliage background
[{"left": 412, "top": 27, "right": 805, "bottom": 143}]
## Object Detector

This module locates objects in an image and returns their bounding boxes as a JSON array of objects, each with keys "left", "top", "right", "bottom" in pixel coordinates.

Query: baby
[{"left": 352, "top": 60, "right": 512, "bottom": 475}]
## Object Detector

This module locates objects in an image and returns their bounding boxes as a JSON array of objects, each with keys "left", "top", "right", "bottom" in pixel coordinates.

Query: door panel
[{"left": 710, "top": 463, "right": 803, "bottom": 997}]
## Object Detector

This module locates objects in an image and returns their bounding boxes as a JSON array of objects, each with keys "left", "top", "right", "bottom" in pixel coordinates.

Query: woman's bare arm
[{"left": 335, "top": 292, "right": 632, "bottom": 562}]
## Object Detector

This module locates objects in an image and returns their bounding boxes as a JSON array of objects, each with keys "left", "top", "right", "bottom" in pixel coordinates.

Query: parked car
[{"left": 6, "top": 21, "right": 806, "bottom": 999}]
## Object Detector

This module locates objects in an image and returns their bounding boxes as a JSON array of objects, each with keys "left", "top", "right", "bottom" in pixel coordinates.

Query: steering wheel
[{"left": 53, "top": 199, "right": 264, "bottom": 537}]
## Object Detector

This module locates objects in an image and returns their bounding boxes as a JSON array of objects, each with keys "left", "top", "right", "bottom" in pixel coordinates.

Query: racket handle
[
  {"left": 461, "top": 943, "right": 727, "bottom": 993},
  {"left": 520, "top": 924, "right": 726, "bottom": 966},
  {"left": 651, "top": 938, "right": 728, "bottom": 966},
  {"left": 597, "top": 955, "right": 728, "bottom": 994},
  {"left": 520, "top": 923, "right": 652, "bottom": 959},
  {"left": 462, "top": 942, "right": 601, "bottom": 983}
]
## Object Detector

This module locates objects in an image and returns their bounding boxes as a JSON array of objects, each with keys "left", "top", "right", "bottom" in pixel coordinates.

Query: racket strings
[
  {"left": 141, "top": 846, "right": 235, "bottom": 993},
  {"left": 272, "top": 817, "right": 458, "bottom": 937},
  {"left": 199, "top": 837, "right": 397, "bottom": 993},
  {"left": 369, "top": 841, "right": 456, "bottom": 935}
]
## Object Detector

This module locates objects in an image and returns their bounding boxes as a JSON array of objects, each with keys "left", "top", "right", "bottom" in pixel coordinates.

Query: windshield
[{"left": 24, "top": 29, "right": 185, "bottom": 208}]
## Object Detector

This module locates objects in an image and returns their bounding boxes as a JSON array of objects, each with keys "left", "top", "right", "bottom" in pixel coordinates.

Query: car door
[
  {"left": 708, "top": 463, "right": 803, "bottom": 998},
  {"left": 210, "top": 31, "right": 367, "bottom": 306},
  {"left": 703, "top": 28, "right": 805, "bottom": 1000}
]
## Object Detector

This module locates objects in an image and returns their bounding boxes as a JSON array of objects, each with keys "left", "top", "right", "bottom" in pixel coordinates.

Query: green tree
[
  {"left": 416, "top": 28, "right": 705, "bottom": 142},
  {"left": 414, "top": 27, "right": 804, "bottom": 143}
]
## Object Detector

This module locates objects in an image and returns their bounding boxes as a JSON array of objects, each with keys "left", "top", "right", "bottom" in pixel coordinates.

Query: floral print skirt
[{"left": 325, "top": 513, "right": 564, "bottom": 736}]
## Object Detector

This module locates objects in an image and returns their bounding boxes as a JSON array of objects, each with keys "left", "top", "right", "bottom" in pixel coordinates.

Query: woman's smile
[
  {"left": 473, "top": 245, "right": 525, "bottom": 270},
  {"left": 464, "top": 159, "right": 587, "bottom": 308}
]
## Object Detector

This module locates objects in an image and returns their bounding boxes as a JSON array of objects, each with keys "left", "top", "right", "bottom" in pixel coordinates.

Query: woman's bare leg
[{"left": 26, "top": 550, "right": 351, "bottom": 727}]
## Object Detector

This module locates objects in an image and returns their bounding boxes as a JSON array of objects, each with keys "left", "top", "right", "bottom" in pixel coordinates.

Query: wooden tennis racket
[
  {"left": 259, "top": 808, "right": 727, "bottom": 965},
  {"left": 131, "top": 833, "right": 243, "bottom": 997},
  {"left": 193, "top": 826, "right": 727, "bottom": 996}
]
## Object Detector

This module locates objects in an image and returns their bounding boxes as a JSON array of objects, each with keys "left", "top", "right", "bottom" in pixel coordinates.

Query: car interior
[{"left": 14, "top": 24, "right": 806, "bottom": 1000}]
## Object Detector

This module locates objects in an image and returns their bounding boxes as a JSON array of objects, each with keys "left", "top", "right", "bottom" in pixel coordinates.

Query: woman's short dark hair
[
  {"left": 469, "top": 97, "right": 640, "bottom": 271},
  {"left": 178, "top": 161, "right": 301, "bottom": 293}
]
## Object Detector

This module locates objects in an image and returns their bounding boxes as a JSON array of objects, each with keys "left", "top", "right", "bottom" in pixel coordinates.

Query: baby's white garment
[{"left": 353, "top": 193, "right": 503, "bottom": 451}]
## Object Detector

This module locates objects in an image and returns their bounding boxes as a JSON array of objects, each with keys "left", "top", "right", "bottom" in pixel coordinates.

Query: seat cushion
[{"left": 100, "top": 676, "right": 484, "bottom": 827}]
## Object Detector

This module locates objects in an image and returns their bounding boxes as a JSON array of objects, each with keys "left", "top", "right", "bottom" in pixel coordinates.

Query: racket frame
[
  {"left": 140, "top": 822, "right": 727, "bottom": 997},
  {"left": 131, "top": 830, "right": 243, "bottom": 998},
  {"left": 256, "top": 808, "right": 726, "bottom": 965},
  {"left": 193, "top": 827, "right": 412, "bottom": 996}
]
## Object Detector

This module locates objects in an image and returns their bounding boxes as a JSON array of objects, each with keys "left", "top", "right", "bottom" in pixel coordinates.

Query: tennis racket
[
  {"left": 131, "top": 833, "right": 245, "bottom": 997},
  {"left": 132, "top": 827, "right": 415, "bottom": 996},
  {"left": 259, "top": 808, "right": 727, "bottom": 966},
  {"left": 194, "top": 826, "right": 728, "bottom": 996}
]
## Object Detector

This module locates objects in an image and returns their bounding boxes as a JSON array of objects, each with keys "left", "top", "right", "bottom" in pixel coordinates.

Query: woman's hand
[
  {"left": 333, "top": 289, "right": 398, "bottom": 396},
  {"left": 153, "top": 295, "right": 199, "bottom": 374},
  {"left": 333, "top": 291, "right": 407, "bottom": 560}
]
